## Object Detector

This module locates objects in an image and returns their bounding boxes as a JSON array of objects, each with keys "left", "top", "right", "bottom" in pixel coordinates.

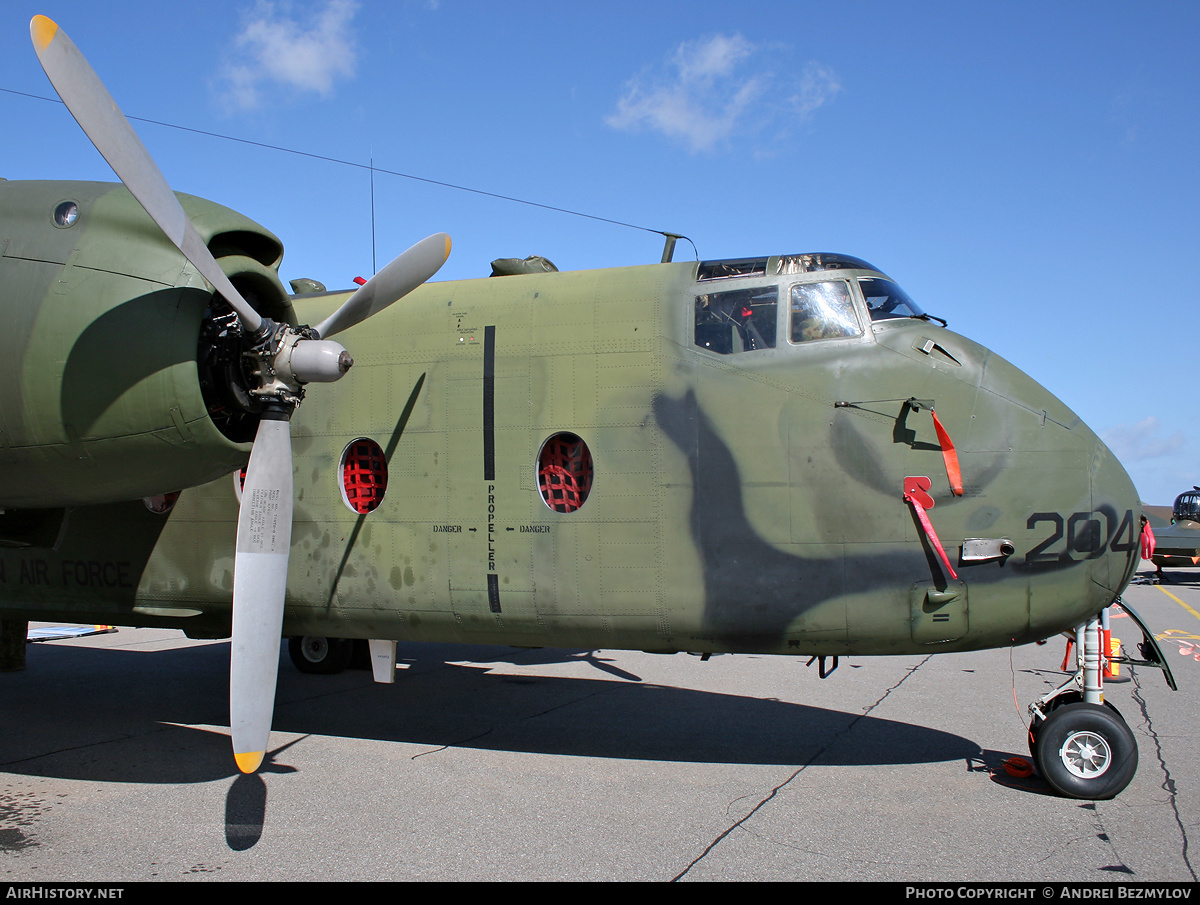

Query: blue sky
[{"left": 1, "top": 0, "right": 1196, "bottom": 504}]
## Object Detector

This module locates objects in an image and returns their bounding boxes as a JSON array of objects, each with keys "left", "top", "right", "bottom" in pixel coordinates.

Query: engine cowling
[{"left": 0, "top": 179, "right": 295, "bottom": 508}]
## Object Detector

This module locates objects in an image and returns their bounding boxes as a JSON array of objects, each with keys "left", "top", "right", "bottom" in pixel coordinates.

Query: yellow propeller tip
[
  {"left": 234, "top": 750, "right": 265, "bottom": 774},
  {"left": 30, "top": 15, "right": 58, "bottom": 51},
  {"left": 444, "top": 235, "right": 452, "bottom": 258}
]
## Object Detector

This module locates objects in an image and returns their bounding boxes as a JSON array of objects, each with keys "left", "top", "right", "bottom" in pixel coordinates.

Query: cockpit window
[
  {"left": 789, "top": 280, "right": 862, "bottom": 343},
  {"left": 695, "top": 285, "right": 778, "bottom": 354},
  {"left": 1174, "top": 492, "right": 1200, "bottom": 523},
  {"left": 697, "top": 258, "right": 768, "bottom": 282},
  {"left": 859, "top": 277, "right": 924, "bottom": 321}
]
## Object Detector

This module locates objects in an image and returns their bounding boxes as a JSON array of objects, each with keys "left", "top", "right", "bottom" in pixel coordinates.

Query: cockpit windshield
[
  {"left": 790, "top": 281, "right": 862, "bottom": 342},
  {"left": 1174, "top": 491, "right": 1200, "bottom": 523},
  {"left": 858, "top": 277, "right": 924, "bottom": 321},
  {"left": 692, "top": 255, "right": 931, "bottom": 356}
]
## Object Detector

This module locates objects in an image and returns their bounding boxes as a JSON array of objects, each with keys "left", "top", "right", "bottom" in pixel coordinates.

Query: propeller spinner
[{"left": 30, "top": 15, "right": 450, "bottom": 773}]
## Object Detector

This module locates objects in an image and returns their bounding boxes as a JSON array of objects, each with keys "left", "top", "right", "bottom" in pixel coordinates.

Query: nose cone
[
  {"left": 1029, "top": 428, "right": 1141, "bottom": 637},
  {"left": 968, "top": 348, "right": 1142, "bottom": 639}
]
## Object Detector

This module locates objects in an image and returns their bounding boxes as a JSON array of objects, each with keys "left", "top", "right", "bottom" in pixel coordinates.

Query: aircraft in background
[
  {"left": 1145, "top": 487, "right": 1200, "bottom": 574},
  {"left": 0, "top": 16, "right": 1176, "bottom": 799}
]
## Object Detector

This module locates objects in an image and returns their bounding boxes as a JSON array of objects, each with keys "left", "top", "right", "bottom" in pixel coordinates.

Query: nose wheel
[
  {"left": 1029, "top": 701, "right": 1137, "bottom": 799},
  {"left": 1027, "top": 600, "right": 1175, "bottom": 799}
]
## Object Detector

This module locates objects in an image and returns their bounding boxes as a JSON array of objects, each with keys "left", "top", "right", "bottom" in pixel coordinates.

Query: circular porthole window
[
  {"left": 340, "top": 438, "right": 388, "bottom": 514},
  {"left": 537, "top": 432, "right": 593, "bottom": 513},
  {"left": 53, "top": 200, "right": 78, "bottom": 228}
]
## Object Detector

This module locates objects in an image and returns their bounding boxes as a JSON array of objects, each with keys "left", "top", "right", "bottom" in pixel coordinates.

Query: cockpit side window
[
  {"left": 695, "top": 285, "right": 778, "bottom": 354},
  {"left": 789, "top": 280, "right": 862, "bottom": 343},
  {"left": 859, "top": 277, "right": 924, "bottom": 321}
]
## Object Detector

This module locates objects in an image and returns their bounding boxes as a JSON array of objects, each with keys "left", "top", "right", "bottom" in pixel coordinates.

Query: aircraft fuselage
[{"left": 0, "top": 188, "right": 1142, "bottom": 657}]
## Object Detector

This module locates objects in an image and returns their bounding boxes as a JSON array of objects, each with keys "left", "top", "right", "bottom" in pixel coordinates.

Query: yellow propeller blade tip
[
  {"left": 444, "top": 235, "right": 452, "bottom": 258},
  {"left": 234, "top": 751, "right": 265, "bottom": 774},
  {"left": 30, "top": 15, "right": 58, "bottom": 51}
]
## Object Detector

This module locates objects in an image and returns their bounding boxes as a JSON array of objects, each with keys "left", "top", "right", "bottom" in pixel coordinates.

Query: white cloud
[
  {"left": 789, "top": 62, "right": 842, "bottom": 120},
  {"left": 217, "top": 0, "right": 360, "bottom": 112},
  {"left": 1102, "top": 416, "right": 1186, "bottom": 462},
  {"left": 606, "top": 35, "right": 841, "bottom": 154},
  {"left": 672, "top": 33, "right": 755, "bottom": 86}
]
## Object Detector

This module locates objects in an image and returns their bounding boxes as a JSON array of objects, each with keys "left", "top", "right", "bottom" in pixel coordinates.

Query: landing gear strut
[{"left": 1027, "top": 601, "right": 1175, "bottom": 799}]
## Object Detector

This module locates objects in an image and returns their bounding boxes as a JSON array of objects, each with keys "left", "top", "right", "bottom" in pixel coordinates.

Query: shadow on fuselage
[{"left": 653, "top": 390, "right": 941, "bottom": 649}]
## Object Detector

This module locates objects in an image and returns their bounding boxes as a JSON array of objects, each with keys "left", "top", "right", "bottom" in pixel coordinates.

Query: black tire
[
  {"left": 1034, "top": 702, "right": 1138, "bottom": 799},
  {"left": 288, "top": 636, "right": 354, "bottom": 675}
]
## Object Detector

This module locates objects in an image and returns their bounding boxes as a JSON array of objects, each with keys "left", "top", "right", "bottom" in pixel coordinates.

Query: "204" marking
[{"left": 1026, "top": 507, "right": 1136, "bottom": 563}]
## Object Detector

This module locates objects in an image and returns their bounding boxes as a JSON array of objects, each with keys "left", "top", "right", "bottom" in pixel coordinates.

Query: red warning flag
[
  {"left": 1141, "top": 520, "right": 1156, "bottom": 560},
  {"left": 930, "top": 409, "right": 963, "bottom": 496}
]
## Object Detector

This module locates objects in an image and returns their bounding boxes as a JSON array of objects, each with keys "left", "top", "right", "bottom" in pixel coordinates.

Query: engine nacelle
[{"left": 0, "top": 180, "right": 295, "bottom": 508}]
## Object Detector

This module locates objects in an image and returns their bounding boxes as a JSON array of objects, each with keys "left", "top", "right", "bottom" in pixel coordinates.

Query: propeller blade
[
  {"left": 230, "top": 413, "right": 293, "bottom": 773},
  {"left": 29, "top": 15, "right": 263, "bottom": 334},
  {"left": 313, "top": 233, "right": 451, "bottom": 339}
]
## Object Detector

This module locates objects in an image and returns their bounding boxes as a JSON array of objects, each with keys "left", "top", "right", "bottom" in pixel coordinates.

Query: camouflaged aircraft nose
[{"left": 954, "top": 339, "right": 1143, "bottom": 639}]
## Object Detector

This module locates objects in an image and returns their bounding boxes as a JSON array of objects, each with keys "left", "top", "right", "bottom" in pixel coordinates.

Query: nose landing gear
[{"left": 1027, "top": 601, "right": 1175, "bottom": 799}]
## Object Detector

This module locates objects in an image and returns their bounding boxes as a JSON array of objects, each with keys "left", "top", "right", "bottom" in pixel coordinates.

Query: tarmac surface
[{"left": 1, "top": 567, "right": 1197, "bottom": 883}]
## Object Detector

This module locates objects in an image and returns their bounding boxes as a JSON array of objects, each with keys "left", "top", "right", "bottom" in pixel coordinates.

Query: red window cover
[
  {"left": 538, "top": 433, "right": 593, "bottom": 513},
  {"left": 342, "top": 439, "right": 388, "bottom": 514}
]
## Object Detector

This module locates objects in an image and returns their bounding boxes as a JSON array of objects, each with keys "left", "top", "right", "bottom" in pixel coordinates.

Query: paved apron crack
[
  {"left": 1129, "top": 665, "right": 1196, "bottom": 881},
  {"left": 671, "top": 656, "right": 932, "bottom": 881}
]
